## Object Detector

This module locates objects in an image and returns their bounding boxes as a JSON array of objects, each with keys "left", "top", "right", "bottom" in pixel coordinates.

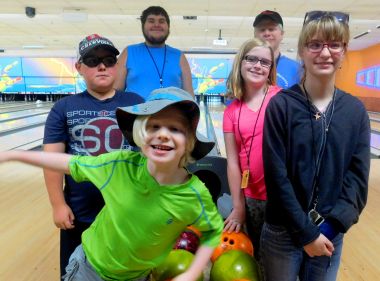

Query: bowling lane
[
  {"left": 0, "top": 108, "right": 51, "bottom": 122},
  {"left": 0, "top": 126, "right": 44, "bottom": 151},
  {"left": 371, "top": 120, "right": 380, "bottom": 131},
  {"left": 0, "top": 114, "right": 48, "bottom": 133},
  {"left": 0, "top": 102, "right": 53, "bottom": 114},
  {"left": 205, "top": 102, "right": 226, "bottom": 157},
  {"left": 197, "top": 101, "right": 226, "bottom": 157}
]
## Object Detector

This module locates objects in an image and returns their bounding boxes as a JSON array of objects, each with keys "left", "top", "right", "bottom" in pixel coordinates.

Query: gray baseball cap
[{"left": 116, "top": 87, "right": 214, "bottom": 160}]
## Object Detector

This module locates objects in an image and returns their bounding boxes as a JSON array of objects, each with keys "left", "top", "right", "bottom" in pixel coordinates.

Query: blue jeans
[
  {"left": 62, "top": 245, "right": 103, "bottom": 281},
  {"left": 63, "top": 245, "right": 150, "bottom": 281},
  {"left": 260, "top": 223, "right": 343, "bottom": 281}
]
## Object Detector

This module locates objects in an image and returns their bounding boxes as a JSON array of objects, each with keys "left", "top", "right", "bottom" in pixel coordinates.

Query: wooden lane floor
[
  {"left": 0, "top": 126, "right": 45, "bottom": 151},
  {"left": 337, "top": 159, "right": 380, "bottom": 281},
  {"left": 0, "top": 159, "right": 379, "bottom": 280},
  {"left": 371, "top": 120, "right": 380, "bottom": 131},
  {"left": 0, "top": 163, "right": 59, "bottom": 280}
]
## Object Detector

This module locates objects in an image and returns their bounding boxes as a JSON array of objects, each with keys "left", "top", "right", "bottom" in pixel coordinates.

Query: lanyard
[
  {"left": 144, "top": 43, "right": 167, "bottom": 87},
  {"left": 237, "top": 88, "right": 268, "bottom": 173},
  {"left": 303, "top": 83, "right": 336, "bottom": 210}
]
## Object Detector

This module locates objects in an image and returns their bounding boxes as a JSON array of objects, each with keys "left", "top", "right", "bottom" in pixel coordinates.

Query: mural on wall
[
  {"left": 0, "top": 57, "right": 85, "bottom": 94},
  {"left": 0, "top": 56, "right": 234, "bottom": 95},
  {"left": 189, "top": 57, "right": 233, "bottom": 95},
  {"left": 0, "top": 58, "right": 23, "bottom": 93},
  {"left": 356, "top": 65, "right": 380, "bottom": 90}
]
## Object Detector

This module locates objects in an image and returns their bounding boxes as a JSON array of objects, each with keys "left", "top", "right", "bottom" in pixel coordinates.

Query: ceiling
[{"left": 0, "top": 0, "right": 379, "bottom": 57}]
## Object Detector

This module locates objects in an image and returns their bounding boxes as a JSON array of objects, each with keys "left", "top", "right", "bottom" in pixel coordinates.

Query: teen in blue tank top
[
  {"left": 125, "top": 43, "right": 182, "bottom": 99},
  {"left": 114, "top": 6, "right": 194, "bottom": 99}
]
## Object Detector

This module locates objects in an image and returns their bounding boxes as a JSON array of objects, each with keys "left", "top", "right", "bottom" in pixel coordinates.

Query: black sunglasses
[
  {"left": 80, "top": 56, "right": 117, "bottom": 67},
  {"left": 303, "top": 11, "right": 349, "bottom": 25}
]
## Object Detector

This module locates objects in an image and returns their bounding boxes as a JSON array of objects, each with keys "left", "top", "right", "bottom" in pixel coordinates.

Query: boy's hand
[
  {"left": 223, "top": 207, "right": 245, "bottom": 233},
  {"left": 303, "top": 234, "right": 334, "bottom": 257},
  {"left": 52, "top": 203, "right": 75, "bottom": 230}
]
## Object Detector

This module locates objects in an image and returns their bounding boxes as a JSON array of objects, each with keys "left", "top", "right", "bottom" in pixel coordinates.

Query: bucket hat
[{"left": 116, "top": 87, "right": 214, "bottom": 160}]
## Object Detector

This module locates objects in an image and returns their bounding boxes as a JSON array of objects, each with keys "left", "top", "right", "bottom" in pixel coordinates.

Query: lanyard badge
[{"left": 241, "top": 170, "right": 249, "bottom": 189}]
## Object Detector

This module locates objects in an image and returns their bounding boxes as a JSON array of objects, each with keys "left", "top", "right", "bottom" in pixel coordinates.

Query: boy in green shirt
[{"left": 0, "top": 87, "right": 223, "bottom": 281}]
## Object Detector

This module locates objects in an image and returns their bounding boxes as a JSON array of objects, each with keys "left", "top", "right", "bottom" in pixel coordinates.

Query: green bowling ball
[
  {"left": 152, "top": 249, "right": 203, "bottom": 281},
  {"left": 210, "top": 250, "right": 260, "bottom": 281}
]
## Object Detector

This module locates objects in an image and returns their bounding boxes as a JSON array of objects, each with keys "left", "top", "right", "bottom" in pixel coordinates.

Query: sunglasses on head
[
  {"left": 303, "top": 11, "right": 349, "bottom": 26},
  {"left": 80, "top": 56, "right": 117, "bottom": 68}
]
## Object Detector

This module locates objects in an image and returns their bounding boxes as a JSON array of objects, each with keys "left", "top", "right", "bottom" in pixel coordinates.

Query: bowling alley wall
[
  {"left": 0, "top": 54, "right": 234, "bottom": 96},
  {"left": 336, "top": 43, "right": 380, "bottom": 112}
]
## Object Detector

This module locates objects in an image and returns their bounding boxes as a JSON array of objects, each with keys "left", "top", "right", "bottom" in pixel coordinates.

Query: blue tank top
[{"left": 126, "top": 43, "right": 183, "bottom": 99}]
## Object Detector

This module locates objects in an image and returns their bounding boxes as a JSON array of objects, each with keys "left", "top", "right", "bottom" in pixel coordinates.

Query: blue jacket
[{"left": 263, "top": 84, "right": 370, "bottom": 246}]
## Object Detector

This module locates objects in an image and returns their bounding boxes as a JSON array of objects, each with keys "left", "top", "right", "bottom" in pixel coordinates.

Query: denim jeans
[
  {"left": 260, "top": 223, "right": 343, "bottom": 281},
  {"left": 62, "top": 245, "right": 103, "bottom": 281},
  {"left": 63, "top": 245, "right": 150, "bottom": 281}
]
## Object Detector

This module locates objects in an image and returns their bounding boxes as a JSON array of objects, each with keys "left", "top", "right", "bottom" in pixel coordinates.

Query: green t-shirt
[{"left": 69, "top": 150, "right": 223, "bottom": 281}]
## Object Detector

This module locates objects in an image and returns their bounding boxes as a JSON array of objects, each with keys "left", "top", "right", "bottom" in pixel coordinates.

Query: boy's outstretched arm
[
  {"left": 0, "top": 150, "right": 72, "bottom": 174},
  {"left": 172, "top": 245, "right": 214, "bottom": 281}
]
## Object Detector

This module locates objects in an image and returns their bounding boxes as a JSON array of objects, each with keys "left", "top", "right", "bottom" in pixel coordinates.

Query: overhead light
[
  {"left": 62, "top": 9, "right": 88, "bottom": 22},
  {"left": 23, "top": 45, "right": 45, "bottom": 49},
  {"left": 353, "top": 30, "right": 371, "bottom": 39}
]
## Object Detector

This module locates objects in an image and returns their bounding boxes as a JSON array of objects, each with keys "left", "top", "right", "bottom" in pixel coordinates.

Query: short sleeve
[
  {"left": 223, "top": 101, "right": 237, "bottom": 133},
  {"left": 69, "top": 153, "right": 116, "bottom": 190},
  {"left": 43, "top": 99, "right": 68, "bottom": 144}
]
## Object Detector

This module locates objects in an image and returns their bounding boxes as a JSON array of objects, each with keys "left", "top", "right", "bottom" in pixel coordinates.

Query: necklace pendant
[{"left": 314, "top": 112, "right": 321, "bottom": 120}]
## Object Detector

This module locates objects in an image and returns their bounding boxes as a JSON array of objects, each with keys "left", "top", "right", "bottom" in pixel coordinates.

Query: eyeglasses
[
  {"left": 303, "top": 11, "right": 349, "bottom": 25},
  {"left": 80, "top": 56, "right": 117, "bottom": 67},
  {"left": 305, "top": 41, "right": 346, "bottom": 53},
  {"left": 244, "top": 55, "right": 272, "bottom": 68}
]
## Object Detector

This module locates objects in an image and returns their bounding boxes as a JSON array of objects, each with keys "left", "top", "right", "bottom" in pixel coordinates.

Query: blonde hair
[
  {"left": 229, "top": 38, "right": 276, "bottom": 99},
  {"left": 132, "top": 111, "right": 196, "bottom": 167},
  {"left": 298, "top": 15, "right": 350, "bottom": 83}
]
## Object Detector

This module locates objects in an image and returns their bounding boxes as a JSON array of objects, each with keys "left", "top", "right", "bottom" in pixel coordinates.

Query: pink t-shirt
[{"left": 223, "top": 85, "right": 281, "bottom": 200}]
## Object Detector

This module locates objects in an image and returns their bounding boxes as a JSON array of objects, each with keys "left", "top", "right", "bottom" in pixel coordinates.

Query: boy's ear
[{"left": 75, "top": 62, "right": 83, "bottom": 75}]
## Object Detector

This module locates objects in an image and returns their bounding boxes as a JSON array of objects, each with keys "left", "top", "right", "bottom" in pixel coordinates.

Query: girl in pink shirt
[{"left": 223, "top": 38, "right": 281, "bottom": 262}]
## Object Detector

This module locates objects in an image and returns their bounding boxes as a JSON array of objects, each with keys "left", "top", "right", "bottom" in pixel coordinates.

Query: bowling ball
[
  {"left": 173, "top": 229, "right": 200, "bottom": 254},
  {"left": 211, "top": 231, "right": 253, "bottom": 262},
  {"left": 152, "top": 250, "right": 203, "bottom": 281},
  {"left": 210, "top": 250, "right": 260, "bottom": 281}
]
